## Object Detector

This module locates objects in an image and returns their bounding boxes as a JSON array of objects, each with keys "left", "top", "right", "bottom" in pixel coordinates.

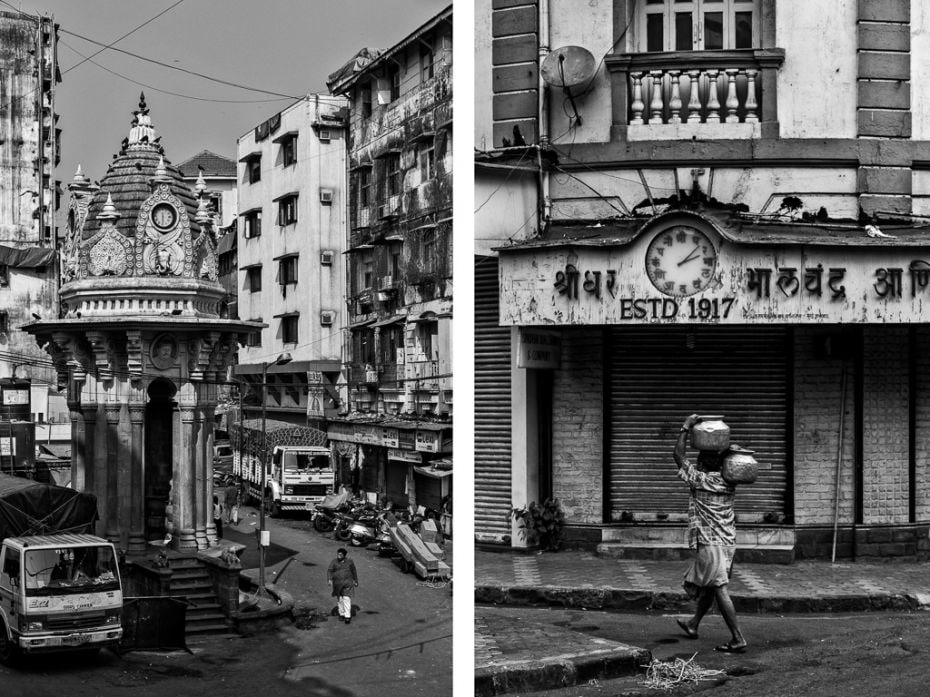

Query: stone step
[
  {"left": 185, "top": 620, "right": 234, "bottom": 636},
  {"left": 596, "top": 542, "right": 795, "bottom": 564}
]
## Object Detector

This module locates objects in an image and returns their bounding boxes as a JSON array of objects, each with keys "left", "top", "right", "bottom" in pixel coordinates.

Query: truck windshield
[
  {"left": 282, "top": 451, "right": 330, "bottom": 472},
  {"left": 23, "top": 545, "right": 120, "bottom": 596}
]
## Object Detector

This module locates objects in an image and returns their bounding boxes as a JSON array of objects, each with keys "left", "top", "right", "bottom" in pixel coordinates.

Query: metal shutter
[
  {"left": 475, "top": 256, "right": 513, "bottom": 541},
  {"left": 608, "top": 326, "right": 788, "bottom": 520}
]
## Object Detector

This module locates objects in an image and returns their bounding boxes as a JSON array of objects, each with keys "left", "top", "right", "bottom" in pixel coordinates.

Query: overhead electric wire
[{"left": 62, "top": 0, "right": 186, "bottom": 76}]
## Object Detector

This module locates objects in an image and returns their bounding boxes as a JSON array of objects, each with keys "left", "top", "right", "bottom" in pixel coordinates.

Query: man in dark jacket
[{"left": 327, "top": 547, "right": 358, "bottom": 624}]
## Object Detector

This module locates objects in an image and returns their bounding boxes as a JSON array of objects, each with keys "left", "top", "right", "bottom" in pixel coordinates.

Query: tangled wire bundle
[{"left": 641, "top": 653, "right": 726, "bottom": 691}]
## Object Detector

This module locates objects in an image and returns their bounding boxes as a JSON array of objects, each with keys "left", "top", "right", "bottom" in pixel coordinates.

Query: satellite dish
[{"left": 540, "top": 46, "right": 597, "bottom": 89}]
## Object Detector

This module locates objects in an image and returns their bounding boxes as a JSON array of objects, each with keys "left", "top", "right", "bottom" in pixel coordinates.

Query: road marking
[{"left": 513, "top": 556, "right": 542, "bottom": 585}]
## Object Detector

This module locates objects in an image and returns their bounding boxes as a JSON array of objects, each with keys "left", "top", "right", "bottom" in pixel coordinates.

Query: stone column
[
  {"left": 104, "top": 403, "right": 121, "bottom": 545},
  {"left": 193, "top": 407, "right": 208, "bottom": 550},
  {"left": 68, "top": 395, "right": 85, "bottom": 492},
  {"left": 176, "top": 405, "right": 197, "bottom": 551},
  {"left": 128, "top": 403, "right": 147, "bottom": 554},
  {"left": 203, "top": 405, "right": 218, "bottom": 546}
]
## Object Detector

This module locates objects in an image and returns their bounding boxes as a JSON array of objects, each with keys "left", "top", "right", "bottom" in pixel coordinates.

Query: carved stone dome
[{"left": 59, "top": 94, "right": 222, "bottom": 320}]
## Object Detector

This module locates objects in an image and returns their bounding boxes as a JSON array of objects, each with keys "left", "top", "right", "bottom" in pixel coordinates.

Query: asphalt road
[
  {"left": 481, "top": 605, "right": 930, "bottom": 697},
  {"left": 0, "top": 504, "right": 453, "bottom": 697}
]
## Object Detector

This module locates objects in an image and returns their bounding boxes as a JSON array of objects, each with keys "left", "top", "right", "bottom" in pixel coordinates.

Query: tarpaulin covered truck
[
  {"left": 0, "top": 474, "right": 122, "bottom": 663},
  {"left": 230, "top": 419, "right": 335, "bottom": 516}
]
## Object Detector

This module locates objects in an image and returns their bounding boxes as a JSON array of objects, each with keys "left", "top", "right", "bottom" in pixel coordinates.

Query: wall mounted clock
[{"left": 645, "top": 225, "right": 718, "bottom": 297}]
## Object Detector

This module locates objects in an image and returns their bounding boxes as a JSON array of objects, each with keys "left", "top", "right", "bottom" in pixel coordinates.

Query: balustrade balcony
[{"left": 605, "top": 49, "right": 785, "bottom": 140}]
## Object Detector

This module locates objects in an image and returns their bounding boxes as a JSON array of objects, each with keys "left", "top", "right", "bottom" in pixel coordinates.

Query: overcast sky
[{"left": 8, "top": 0, "right": 448, "bottom": 222}]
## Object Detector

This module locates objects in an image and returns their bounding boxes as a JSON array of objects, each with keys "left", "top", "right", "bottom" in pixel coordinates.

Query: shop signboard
[
  {"left": 306, "top": 371, "right": 324, "bottom": 418},
  {"left": 517, "top": 329, "right": 561, "bottom": 369},
  {"left": 388, "top": 448, "right": 422, "bottom": 463},
  {"left": 499, "top": 215, "right": 930, "bottom": 326},
  {"left": 381, "top": 427, "right": 399, "bottom": 448},
  {"left": 415, "top": 430, "right": 439, "bottom": 453}
]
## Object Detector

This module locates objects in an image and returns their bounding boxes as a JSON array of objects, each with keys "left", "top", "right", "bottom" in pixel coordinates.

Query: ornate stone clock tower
[{"left": 26, "top": 95, "right": 261, "bottom": 555}]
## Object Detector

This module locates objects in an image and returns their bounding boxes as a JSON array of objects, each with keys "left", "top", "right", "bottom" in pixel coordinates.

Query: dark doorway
[{"left": 145, "top": 379, "right": 176, "bottom": 542}]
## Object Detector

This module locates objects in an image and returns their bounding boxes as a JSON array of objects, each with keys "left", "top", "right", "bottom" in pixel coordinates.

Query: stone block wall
[
  {"left": 792, "top": 329, "right": 856, "bottom": 525},
  {"left": 916, "top": 326, "right": 930, "bottom": 520},
  {"left": 552, "top": 328, "right": 603, "bottom": 524}
]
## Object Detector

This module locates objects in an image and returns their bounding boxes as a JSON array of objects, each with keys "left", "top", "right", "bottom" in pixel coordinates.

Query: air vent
[
  {"left": 319, "top": 129, "right": 331, "bottom": 142},
  {"left": 320, "top": 189, "right": 333, "bottom": 204},
  {"left": 320, "top": 250, "right": 335, "bottom": 265},
  {"left": 320, "top": 310, "right": 335, "bottom": 326}
]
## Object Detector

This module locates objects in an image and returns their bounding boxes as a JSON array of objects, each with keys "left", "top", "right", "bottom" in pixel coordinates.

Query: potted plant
[{"left": 511, "top": 498, "right": 565, "bottom": 552}]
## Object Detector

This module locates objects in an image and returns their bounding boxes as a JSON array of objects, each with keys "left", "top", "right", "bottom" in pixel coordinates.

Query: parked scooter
[{"left": 347, "top": 511, "right": 391, "bottom": 548}]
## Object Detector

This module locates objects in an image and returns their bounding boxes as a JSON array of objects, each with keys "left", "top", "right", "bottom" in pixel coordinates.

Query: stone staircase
[
  {"left": 596, "top": 525, "right": 796, "bottom": 564},
  {"left": 166, "top": 556, "right": 235, "bottom": 636}
]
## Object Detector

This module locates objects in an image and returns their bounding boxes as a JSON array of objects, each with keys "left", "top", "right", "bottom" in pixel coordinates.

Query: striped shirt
[{"left": 677, "top": 461, "right": 736, "bottom": 548}]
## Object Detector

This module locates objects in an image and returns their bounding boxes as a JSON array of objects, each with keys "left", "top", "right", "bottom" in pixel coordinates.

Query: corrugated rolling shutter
[
  {"left": 608, "top": 326, "right": 788, "bottom": 520},
  {"left": 414, "top": 473, "right": 442, "bottom": 511},
  {"left": 475, "top": 256, "right": 513, "bottom": 541}
]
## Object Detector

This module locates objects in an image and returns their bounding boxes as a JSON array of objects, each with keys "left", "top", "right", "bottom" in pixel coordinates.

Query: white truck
[
  {"left": 230, "top": 419, "right": 335, "bottom": 516},
  {"left": 0, "top": 474, "right": 122, "bottom": 663},
  {"left": 0, "top": 534, "right": 122, "bottom": 662}
]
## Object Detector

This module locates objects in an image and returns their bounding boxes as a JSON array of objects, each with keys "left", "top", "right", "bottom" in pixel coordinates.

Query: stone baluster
[
  {"left": 744, "top": 69, "right": 759, "bottom": 123},
  {"left": 630, "top": 72, "right": 645, "bottom": 124},
  {"left": 668, "top": 70, "right": 682, "bottom": 124},
  {"left": 705, "top": 69, "right": 721, "bottom": 123},
  {"left": 724, "top": 69, "right": 740, "bottom": 123},
  {"left": 648, "top": 70, "right": 665, "bottom": 124},
  {"left": 686, "top": 70, "right": 702, "bottom": 123}
]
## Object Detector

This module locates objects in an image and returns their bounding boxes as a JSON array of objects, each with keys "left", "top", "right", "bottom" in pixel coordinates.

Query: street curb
[
  {"left": 474, "top": 645, "right": 652, "bottom": 697},
  {"left": 476, "top": 584, "right": 922, "bottom": 614}
]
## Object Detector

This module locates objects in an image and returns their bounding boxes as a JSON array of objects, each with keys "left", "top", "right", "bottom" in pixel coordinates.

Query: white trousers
[{"left": 338, "top": 595, "right": 352, "bottom": 618}]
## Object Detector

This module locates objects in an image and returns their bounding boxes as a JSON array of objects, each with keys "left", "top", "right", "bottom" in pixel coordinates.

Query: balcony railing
[{"left": 605, "top": 49, "right": 785, "bottom": 138}]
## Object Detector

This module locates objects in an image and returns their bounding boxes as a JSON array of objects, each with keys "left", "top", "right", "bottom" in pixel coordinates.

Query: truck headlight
[
  {"left": 105, "top": 613, "right": 121, "bottom": 626},
  {"left": 284, "top": 486, "right": 294, "bottom": 495},
  {"left": 25, "top": 621, "right": 44, "bottom": 632}
]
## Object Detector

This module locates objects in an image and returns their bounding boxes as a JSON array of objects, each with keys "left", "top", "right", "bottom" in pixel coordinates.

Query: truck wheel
[{"left": 0, "top": 620, "right": 19, "bottom": 666}]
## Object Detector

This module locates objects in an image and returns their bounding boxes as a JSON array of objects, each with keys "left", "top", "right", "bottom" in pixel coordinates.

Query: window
[
  {"left": 359, "top": 169, "right": 372, "bottom": 207},
  {"left": 278, "top": 256, "right": 298, "bottom": 286},
  {"left": 641, "top": 0, "right": 758, "bottom": 52},
  {"left": 0, "top": 265, "right": 8, "bottom": 287},
  {"left": 391, "top": 251, "right": 401, "bottom": 280},
  {"left": 422, "top": 226, "right": 437, "bottom": 259},
  {"left": 247, "top": 328, "right": 262, "bottom": 347},
  {"left": 386, "top": 154, "right": 402, "bottom": 197},
  {"left": 361, "top": 85, "right": 372, "bottom": 118},
  {"left": 389, "top": 65, "right": 401, "bottom": 101},
  {"left": 243, "top": 210, "right": 261, "bottom": 239},
  {"left": 278, "top": 195, "right": 298, "bottom": 226},
  {"left": 247, "top": 156, "right": 261, "bottom": 184},
  {"left": 246, "top": 267, "right": 262, "bottom": 292},
  {"left": 282, "top": 135, "right": 297, "bottom": 167},
  {"left": 0, "top": 311, "right": 7, "bottom": 333},
  {"left": 421, "top": 46, "right": 434, "bottom": 82},
  {"left": 281, "top": 315, "right": 299, "bottom": 344},
  {"left": 362, "top": 259, "right": 373, "bottom": 290},
  {"left": 356, "top": 329, "right": 375, "bottom": 364},
  {"left": 210, "top": 194, "right": 222, "bottom": 219},
  {"left": 419, "top": 142, "right": 435, "bottom": 181},
  {"left": 420, "top": 321, "right": 439, "bottom": 361}
]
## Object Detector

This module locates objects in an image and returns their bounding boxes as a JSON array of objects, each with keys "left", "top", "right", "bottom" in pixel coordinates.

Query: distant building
[
  {"left": 0, "top": 11, "right": 60, "bottom": 385},
  {"left": 326, "top": 5, "right": 453, "bottom": 514},
  {"left": 235, "top": 95, "right": 349, "bottom": 425}
]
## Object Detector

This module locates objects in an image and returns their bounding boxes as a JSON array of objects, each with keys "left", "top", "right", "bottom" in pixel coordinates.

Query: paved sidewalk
[{"left": 474, "top": 549, "right": 930, "bottom": 694}]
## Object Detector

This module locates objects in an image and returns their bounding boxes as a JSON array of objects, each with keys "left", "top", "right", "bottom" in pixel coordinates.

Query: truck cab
[
  {"left": 0, "top": 534, "right": 123, "bottom": 663},
  {"left": 266, "top": 445, "right": 335, "bottom": 515}
]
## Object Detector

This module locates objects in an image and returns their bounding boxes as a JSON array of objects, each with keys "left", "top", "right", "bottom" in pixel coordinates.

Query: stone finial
[
  {"left": 195, "top": 169, "right": 207, "bottom": 195},
  {"left": 128, "top": 93, "right": 157, "bottom": 149},
  {"left": 96, "top": 193, "right": 120, "bottom": 220},
  {"left": 196, "top": 194, "right": 211, "bottom": 224},
  {"left": 73, "top": 164, "right": 86, "bottom": 184},
  {"left": 153, "top": 156, "right": 171, "bottom": 183}
]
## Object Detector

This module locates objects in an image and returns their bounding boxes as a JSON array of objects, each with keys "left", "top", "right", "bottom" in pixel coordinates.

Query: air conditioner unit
[
  {"left": 320, "top": 189, "right": 333, "bottom": 204},
  {"left": 320, "top": 250, "right": 335, "bottom": 265},
  {"left": 320, "top": 310, "right": 335, "bottom": 326}
]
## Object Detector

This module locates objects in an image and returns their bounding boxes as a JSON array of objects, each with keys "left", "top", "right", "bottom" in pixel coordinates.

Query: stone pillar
[
  {"left": 510, "top": 327, "right": 540, "bottom": 550},
  {"left": 80, "top": 403, "right": 100, "bottom": 534},
  {"left": 128, "top": 403, "right": 147, "bottom": 554},
  {"left": 203, "top": 404, "right": 218, "bottom": 546},
  {"left": 176, "top": 405, "right": 197, "bottom": 551},
  {"left": 193, "top": 407, "right": 208, "bottom": 550},
  {"left": 104, "top": 403, "right": 121, "bottom": 545},
  {"left": 68, "top": 394, "right": 85, "bottom": 492}
]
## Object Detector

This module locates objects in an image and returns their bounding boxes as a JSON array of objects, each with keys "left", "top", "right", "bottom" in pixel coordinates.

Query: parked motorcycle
[{"left": 347, "top": 511, "right": 392, "bottom": 548}]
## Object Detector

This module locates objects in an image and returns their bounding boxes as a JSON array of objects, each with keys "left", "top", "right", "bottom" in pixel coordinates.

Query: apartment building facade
[
  {"left": 235, "top": 96, "right": 348, "bottom": 423},
  {"left": 477, "top": 0, "right": 930, "bottom": 560},
  {"left": 326, "top": 5, "right": 453, "bottom": 514}
]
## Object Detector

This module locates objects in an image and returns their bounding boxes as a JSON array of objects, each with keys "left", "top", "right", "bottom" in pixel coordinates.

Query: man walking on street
[
  {"left": 674, "top": 413, "right": 747, "bottom": 653},
  {"left": 327, "top": 547, "right": 358, "bottom": 624}
]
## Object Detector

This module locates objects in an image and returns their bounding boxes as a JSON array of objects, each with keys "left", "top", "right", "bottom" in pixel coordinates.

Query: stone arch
[{"left": 144, "top": 377, "right": 177, "bottom": 542}]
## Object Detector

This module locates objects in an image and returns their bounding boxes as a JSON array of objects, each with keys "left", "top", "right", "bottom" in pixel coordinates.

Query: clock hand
[{"left": 677, "top": 246, "right": 702, "bottom": 267}]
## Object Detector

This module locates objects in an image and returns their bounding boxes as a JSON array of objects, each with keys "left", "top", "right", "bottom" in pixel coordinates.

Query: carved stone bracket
[
  {"left": 188, "top": 332, "right": 218, "bottom": 382},
  {"left": 125, "top": 329, "right": 144, "bottom": 384},
  {"left": 85, "top": 331, "right": 116, "bottom": 383},
  {"left": 51, "top": 331, "right": 93, "bottom": 384}
]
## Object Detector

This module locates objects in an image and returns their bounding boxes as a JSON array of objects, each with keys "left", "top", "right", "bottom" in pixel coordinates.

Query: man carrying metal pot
[{"left": 672, "top": 413, "right": 748, "bottom": 653}]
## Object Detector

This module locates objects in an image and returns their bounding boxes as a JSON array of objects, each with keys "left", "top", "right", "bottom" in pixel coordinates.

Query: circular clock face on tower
[
  {"left": 151, "top": 202, "right": 178, "bottom": 231},
  {"left": 645, "top": 225, "right": 718, "bottom": 297}
]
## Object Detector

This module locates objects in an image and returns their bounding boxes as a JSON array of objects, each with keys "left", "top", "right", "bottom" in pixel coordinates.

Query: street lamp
[{"left": 259, "top": 351, "right": 293, "bottom": 594}]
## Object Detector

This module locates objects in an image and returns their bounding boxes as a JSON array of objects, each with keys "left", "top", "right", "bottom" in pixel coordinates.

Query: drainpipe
[{"left": 537, "top": 0, "right": 551, "bottom": 233}]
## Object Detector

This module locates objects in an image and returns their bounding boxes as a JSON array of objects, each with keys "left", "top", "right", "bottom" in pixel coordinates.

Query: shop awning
[
  {"left": 0, "top": 244, "right": 56, "bottom": 269},
  {"left": 272, "top": 130, "right": 299, "bottom": 144},
  {"left": 238, "top": 150, "right": 261, "bottom": 162},
  {"left": 235, "top": 359, "right": 341, "bottom": 375},
  {"left": 372, "top": 315, "right": 405, "bottom": 328}
]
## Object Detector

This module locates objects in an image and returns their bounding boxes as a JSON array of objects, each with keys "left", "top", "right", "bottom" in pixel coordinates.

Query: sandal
[
  {"left": 676, "top": 619, "right": 698, "bottom": 639},
  {"left": 714, "top": 641, "right": 747, "bottom": 653}
]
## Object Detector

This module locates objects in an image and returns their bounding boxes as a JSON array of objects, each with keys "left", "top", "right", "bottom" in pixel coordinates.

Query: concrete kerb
[
  {"left": 476, "top": 584, "right": 920, "bottom": 614},
  {"left": 475, "top": 646, "right": 652, "bottom": 697}
]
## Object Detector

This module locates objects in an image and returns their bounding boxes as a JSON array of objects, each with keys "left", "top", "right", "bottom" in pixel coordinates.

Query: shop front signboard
[{"left": 499, "top": 216, "right": 930, "bottom": 326}]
